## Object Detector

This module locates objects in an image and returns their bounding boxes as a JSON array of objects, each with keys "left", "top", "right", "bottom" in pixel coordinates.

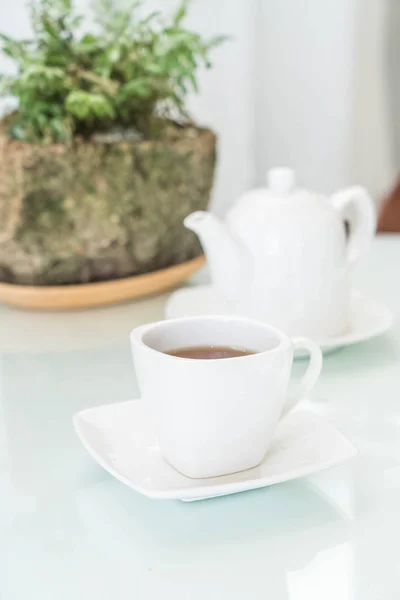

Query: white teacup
[{"left": 131, "top": 316, "right": 322, "bottom": 479}]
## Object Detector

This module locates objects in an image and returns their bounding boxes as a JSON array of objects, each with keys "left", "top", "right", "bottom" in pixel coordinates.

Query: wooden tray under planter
[{"left": 0, "top": 255, "right": 205, "bottom": 311}]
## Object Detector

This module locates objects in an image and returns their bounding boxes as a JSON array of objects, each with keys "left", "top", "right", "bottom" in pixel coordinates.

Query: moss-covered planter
[{"left": 0, "top": 124, "right": 216, "bottom": 285}]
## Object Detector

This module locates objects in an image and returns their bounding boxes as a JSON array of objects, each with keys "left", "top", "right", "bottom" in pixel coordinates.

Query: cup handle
[{"left": 281, "top": 337, "right": 323, "bottom": 418}]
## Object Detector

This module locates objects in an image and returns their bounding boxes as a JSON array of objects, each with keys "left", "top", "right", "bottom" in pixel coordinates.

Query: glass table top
[{"left": 1, "top": 235, "right": 399, "bottom": 599}]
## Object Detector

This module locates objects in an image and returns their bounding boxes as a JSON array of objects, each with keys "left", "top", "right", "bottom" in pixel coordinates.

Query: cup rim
[{"left": 130, "top": 315, "right": 291, "bottom": 361}]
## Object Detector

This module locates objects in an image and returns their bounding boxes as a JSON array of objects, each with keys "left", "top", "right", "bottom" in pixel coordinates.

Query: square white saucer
[{"left": 74, "top": 399, "right": 357, "bottom": 501}]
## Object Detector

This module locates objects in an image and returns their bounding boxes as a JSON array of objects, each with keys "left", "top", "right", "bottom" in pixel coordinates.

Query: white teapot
[{"left": 184, "top": 168, "right": 376, "bottom": 338}]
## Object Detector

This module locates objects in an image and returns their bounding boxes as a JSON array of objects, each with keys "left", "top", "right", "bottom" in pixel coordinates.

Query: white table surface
[{"left": 0, "top": 235, "right": 399, "bottom": 600}]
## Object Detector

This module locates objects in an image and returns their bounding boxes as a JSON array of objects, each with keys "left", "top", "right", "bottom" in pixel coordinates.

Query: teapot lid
[
  {"left": 267, "top": 167, "right": 296, "bottom": 194},
  {"left": 235, "top": 167, "right": 325, "bottom": 209}
]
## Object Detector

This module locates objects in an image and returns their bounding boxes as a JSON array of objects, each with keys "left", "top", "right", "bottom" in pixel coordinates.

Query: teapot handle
[{"left": 330, "top": 186, "right": 376, "bottom": 265}]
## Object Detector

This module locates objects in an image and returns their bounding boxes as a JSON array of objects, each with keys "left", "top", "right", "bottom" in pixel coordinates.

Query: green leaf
[
  {"left": 188, "top": 72, "right": 198, "bottom": 92},
  {"left": 207, "top": 35, "right": 231, "bottom": 49},
  {"left": 49, "top": 117, "right": 70, "bottom": 141},
  {"left": 138, "top": 11, "right": 160, "bottom": 28},
  {"left": 143, "top": 61, "right": 164, "bottom": 75},
  {"left": 0, "top": 35, "right": 30, "bottom": 60},
  {"left": 10, "top": 123, "right": 27, "bottom": 140},
  {"left": 22, "top": 64, "right": 65, "bottom": 80},
  {"left": 119, "top": 78, "right": 152, "bottom": 99},
  {"left": 173, "top": 0, "right": 190, "bottom": 26},
  {"left": 65, "top": 90, "right": 91, "bottom": 119},
  {"left": 0, "top": 75, "right": 13, "bottom": 96},
  {"left": 107, "top": 47, "right": 121, "bottom": 64},
  {"left": 65, "top": 90, "right": 115, "bottom": 120},
  {"left": 75, "top": 33, "right": 102, "bottom": 54},
  {"left": 89, "top": 93, "right": 115, "bottom": 118},
  {"left": 71, "top": 15, "right": 84, "bottom": 29}
]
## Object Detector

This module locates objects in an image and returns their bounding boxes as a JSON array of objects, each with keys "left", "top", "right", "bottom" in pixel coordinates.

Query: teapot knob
[{"left": 267, "top": 168, "right": 295, "bottom": 194}]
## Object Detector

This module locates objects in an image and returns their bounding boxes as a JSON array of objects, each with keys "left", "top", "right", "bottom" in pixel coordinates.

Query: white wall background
[{"left": 0, "top": 0, "right": 396, "bottom": 213}]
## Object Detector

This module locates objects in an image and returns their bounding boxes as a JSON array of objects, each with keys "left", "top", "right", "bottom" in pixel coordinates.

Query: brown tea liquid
[{"left": 165, "top": 345, "right": 256, "bottom": 360}]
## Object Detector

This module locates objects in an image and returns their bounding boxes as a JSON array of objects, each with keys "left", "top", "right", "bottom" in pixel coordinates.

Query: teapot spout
[{"left": 184, "top": 211, "right": 249, "bottom": 298}]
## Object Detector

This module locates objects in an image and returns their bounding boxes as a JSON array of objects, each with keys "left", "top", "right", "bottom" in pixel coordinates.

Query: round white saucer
[{"left": 165, "top": 286, "right": 394, "bottom": 354}]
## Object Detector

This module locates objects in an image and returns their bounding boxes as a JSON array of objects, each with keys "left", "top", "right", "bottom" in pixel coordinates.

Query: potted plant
[{"left": 0, "top": 0, "right": 221, "bottom": 307}]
